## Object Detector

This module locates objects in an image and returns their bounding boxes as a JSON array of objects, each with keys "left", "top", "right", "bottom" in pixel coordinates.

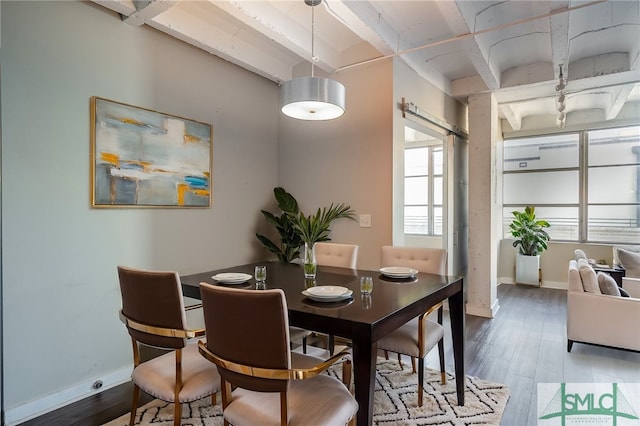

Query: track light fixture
[{"left": 555, "top": 64, "right": 566, "bottom": 128}]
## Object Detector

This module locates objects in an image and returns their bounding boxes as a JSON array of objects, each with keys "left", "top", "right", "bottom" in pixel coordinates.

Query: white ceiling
[{"left": 94, "top": 0, "right": 640, "bottom": 130}]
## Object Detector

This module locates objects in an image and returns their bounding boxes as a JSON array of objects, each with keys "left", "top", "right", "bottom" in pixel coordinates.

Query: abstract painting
[{"left": 91, "top": 97, "right": 212, "bottom": 207}]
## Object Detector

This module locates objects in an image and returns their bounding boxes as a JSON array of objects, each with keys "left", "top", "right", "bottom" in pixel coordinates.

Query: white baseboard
[
  {"left": 540, "top": 280, "right": 568, "bottom": 290},
  {"left": 4, "top": 367, "right": 132, "bottom": 426},
  {"left": 466, "top": 298, "right": 500, "bottom": 318},
  {"left": 499, "top": 277, "right": 567, "bottom": 290}
]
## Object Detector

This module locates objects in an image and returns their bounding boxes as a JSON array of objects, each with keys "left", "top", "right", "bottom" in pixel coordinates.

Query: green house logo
[{"left": 538, "top": 383, "right": 639, "bottom": 425}]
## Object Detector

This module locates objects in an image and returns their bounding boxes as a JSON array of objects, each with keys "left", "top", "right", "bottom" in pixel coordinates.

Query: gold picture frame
[{"left": 90, "top": 97, "right": 212, "bottom": 208}]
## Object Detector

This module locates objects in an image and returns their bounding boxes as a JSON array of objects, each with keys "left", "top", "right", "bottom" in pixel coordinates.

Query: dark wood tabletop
[{"left": 181, "top": 260, "right": 465, "bottom": 426}]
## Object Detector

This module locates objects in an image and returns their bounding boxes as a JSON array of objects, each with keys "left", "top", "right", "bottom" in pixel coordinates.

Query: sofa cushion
[
  {"left": 597, "top": 272, "right": 621, "bottom": 297},
  {"left": 577, "top": 258, "right": 601, "bottom": 294},
  {"left": 613, "top": 245, "right": 640, "bottom": 268},
  {"left": 617, "top": 249, "right": 640, "bottom": 279},
  {"left": 574, "top": 249, "right": 588, "bottom": 261}
]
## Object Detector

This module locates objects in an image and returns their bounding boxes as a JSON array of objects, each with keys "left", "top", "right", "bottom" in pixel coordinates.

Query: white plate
[
  {"left": 212, "top": 273, "right": 252, "bottom": 284},
  {"left": 302, "top": 289, "right": 353, "bottom": 303},
  {"left": 379, "top": 266, "right": 418, "bottom": 278},
  {"left": 305, "top": 286, "right": 350, "bottom": 298}
]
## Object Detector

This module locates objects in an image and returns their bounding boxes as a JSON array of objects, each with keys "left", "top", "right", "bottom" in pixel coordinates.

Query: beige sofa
[
  {"left": 613, "top": 245, "right": 640, "bottom": 295},
  {"left": 567, "top": 259, "right": 640, "bottom": 352}
]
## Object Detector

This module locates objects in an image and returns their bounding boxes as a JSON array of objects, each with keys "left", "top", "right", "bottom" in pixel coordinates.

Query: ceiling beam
[
  {"left": 605, "top": 84, "right": 635, "bottom": 120},
  {"left": 605, "top": 47, "right": 640, "bottom": 120},
  {"left": 494, "top": 69, "right": 640, "bottom": 105},
  {"left": 436, "top": 1, "right": 500, "bottom": 90},
  {"left": 208, "top": 0, "right": 341, "bottom": 73},
  {"left": 500, "top": 105, "right": 522, "bottom": 131},
  {"left": 148, "top": 6, "right": 294, "bottom": 83},
  {"left": 323, "top": 0, "right": 396, "bottom": 56},
  {"left": 93, "top": 0, "right": 135, "bottom": 16},
  {"left": 121, "top": 0, "right": 177, "bottom": 26}
]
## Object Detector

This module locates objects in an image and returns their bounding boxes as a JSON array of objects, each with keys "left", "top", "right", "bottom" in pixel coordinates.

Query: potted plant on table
[
  {"left": 509, "top": 206, "right": 550, "bottom": 286},
  {"left": 255, "top": 187, "right": 357, "bottom": 276},
  {"left": 292, "top": 204, "right": 356, "bottom": 278}
]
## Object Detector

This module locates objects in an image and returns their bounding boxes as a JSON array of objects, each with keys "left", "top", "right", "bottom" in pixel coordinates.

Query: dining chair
[
  {"left": 313, "top": 242, "right": 360, "bottom": 355},
  {"left": 377, "top": 246, "right": 447, "bottom": 406},
  {"left": 314, "top": 242, "right": 359, "bottom": 269},
  {"left": 117, "top": 266, "right": 221, "bottom": 426},
  {"left": 197, "top": 283, "right": 358, "bottom": 426}
]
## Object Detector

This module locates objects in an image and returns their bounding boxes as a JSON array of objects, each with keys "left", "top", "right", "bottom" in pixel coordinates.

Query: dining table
[{"left": 181, "top": 261, "right": 465, "bottom": 426}]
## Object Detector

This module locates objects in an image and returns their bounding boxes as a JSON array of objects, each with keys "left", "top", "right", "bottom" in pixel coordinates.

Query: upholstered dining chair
[
  {"left": 377, "top": 246, "right": 447, "bottom": 406},
  {"left": 197, "top": 283, "right": 358, "bottom": 426},
  {"left": 314, "top": 242, "right": 360, "bottom": 269},
  {"left": 314, "top": 242, "right": 360, "bottom": 355},
  {"left": 117, "top": 266, "right": 221, "bottom": 426}
]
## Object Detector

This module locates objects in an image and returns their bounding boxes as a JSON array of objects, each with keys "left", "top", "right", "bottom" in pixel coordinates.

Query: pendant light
[{"left": 280, "top": 0, "right": 346, "bottom": 120}]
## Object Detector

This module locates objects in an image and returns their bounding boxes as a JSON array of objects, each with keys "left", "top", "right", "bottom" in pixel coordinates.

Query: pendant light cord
[{"left": 311, "top": 3, "right": 315, "bottom": 78}]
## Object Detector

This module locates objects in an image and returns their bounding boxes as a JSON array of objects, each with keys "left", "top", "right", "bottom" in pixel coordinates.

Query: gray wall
[{"left": 1, "top": 1, "right": 278, "bottom": 419}]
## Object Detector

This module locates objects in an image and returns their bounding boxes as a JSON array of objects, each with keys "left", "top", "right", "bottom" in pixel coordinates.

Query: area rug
[{"left": 103, "top": 359, "right": 509, "bottom": 425}]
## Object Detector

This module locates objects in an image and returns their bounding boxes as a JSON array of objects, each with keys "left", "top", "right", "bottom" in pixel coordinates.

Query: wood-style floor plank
[{"left": 20, "top": 284, "right": 640, "bottom": 426}]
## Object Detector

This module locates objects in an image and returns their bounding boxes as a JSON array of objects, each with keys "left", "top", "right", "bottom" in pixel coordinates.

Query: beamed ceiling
[{"left": 93, "top": 0, "right": 640, "bottom": 131}]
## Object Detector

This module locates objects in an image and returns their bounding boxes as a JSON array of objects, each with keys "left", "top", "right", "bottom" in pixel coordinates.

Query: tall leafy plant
[
  {"left": 509, "top": 206, "right": 551, "bottom": 256},
  {"left": 255, "top": 187, "right": 303, "bottom": 263},
  {"left": 292, "top": 204, "right": 357, "bottom": 245},
  {"left": 256, "top": 187, "right": 357, "bottom": 263}
]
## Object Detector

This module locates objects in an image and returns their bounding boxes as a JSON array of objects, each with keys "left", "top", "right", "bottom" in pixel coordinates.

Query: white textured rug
[{"left": 103, "top": 359, "right": 509, "bottom": 425}]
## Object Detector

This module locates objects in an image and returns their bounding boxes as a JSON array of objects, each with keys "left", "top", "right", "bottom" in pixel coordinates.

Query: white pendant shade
[{"left": 280, "top": 76, "right": 346, "bottom": 121}]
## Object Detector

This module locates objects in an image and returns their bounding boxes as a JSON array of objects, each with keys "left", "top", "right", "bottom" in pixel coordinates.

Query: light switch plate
[{"left": 359, "top": 214, "right": 371, "bottom": 228}]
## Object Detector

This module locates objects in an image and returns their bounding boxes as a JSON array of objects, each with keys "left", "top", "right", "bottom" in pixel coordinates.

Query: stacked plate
[
  {"left": 302, "top": 286, "right": 353, "bottom": 302},
  {"left": 379, "top": 266, "right": 418, "bottom": 279},
  {"left": 211, "top": 272, "right": 252, "bottom": 285}
]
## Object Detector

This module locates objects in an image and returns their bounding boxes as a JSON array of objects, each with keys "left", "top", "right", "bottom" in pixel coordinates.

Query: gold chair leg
[
  {"left": 384, "top": 350, "right": 389, "bottom": 360},
  {"left": 397, "top": 353, "right": 403, "bottom": 369},
  {"left": 129, "top": 384, "right": 140, "bottom": 426},
  {"left": 438, "top": 337, "right": 446, "bottom": 384},
  {"left": 418, "top": 357, "right": 425, "bottom": 407},
  {"left": 411, "top": 356, "right": 416, "bottom": 373},
  {"left": 212, "top": 391, "right": 217, "bottom": 406},
  {"left": 174, "top": 401, "right": 182, "bottom": 426},
  {"left": 342, "top": 359, "right": 352, "bottom": 391}
]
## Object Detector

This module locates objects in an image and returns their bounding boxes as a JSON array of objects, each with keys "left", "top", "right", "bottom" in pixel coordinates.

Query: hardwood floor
[{"left": 21, "top": 284, "right": 640, "bottom": 426}]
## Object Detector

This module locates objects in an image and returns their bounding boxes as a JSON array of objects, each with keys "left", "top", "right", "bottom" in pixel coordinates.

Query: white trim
[
  {"left": 466, "top": 298, "right": 500, "bottom": 318},
  {"left": 500, "top": 277, "right": 567, "bottom": 290},
  {"left": 539, "top": 280, "right": 568, "bottom": 290},
  {"left": 4, "top": 367, "right": 132, "bottom": 426}
]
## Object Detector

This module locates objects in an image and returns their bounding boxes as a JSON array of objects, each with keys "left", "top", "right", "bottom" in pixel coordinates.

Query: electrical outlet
[{"left": 359, "top": 214, "right": 371, "bottom": 228}]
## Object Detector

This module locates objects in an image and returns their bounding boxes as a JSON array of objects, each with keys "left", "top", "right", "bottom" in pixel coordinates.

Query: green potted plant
[
  {"left": 256, "top": 188, "right": 357, "bottom": 272},
  {"left": 255, "top": 187, "right": 303, "bottom": 263},
  {"left": 509, "top": 206, "right": 550, "bottom": 285},
  {"left": 292, "top": 204, "right": 356, "bottom": 278}
]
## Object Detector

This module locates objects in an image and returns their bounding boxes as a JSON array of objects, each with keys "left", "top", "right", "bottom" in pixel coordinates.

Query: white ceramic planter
[{"left": 516, "top": 253, "right": 540, "bottom": 286}]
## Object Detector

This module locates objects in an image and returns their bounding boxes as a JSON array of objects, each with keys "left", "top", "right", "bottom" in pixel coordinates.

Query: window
[
  {"left": 404, "top": 127, "right": 443, "bottom": 236},
  {"left": 503, "top": 125, "right": 640, "bottom": 244}
]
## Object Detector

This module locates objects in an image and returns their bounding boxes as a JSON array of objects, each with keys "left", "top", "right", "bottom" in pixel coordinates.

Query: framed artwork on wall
[{"left": 90, "top": 96, "right": 212, "bottom": 208}]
